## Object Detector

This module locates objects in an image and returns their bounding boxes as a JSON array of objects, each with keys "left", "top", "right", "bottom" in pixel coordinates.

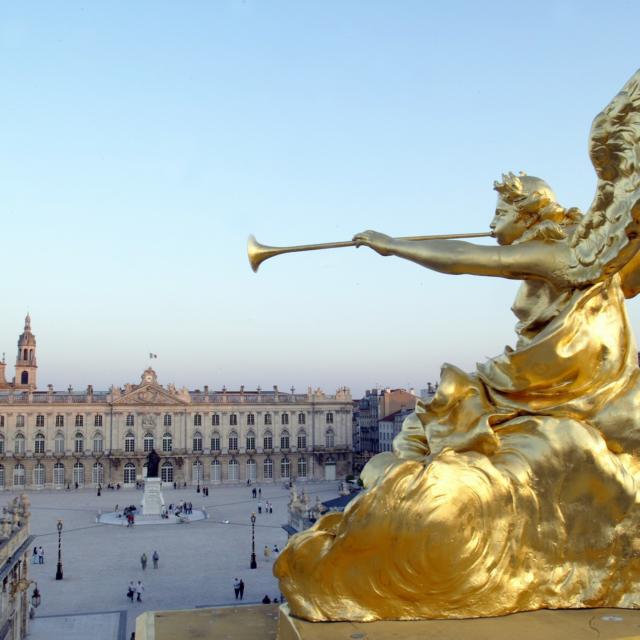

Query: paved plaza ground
[{"left": 11, "top": 480, "right": 341, "bottom": 639}]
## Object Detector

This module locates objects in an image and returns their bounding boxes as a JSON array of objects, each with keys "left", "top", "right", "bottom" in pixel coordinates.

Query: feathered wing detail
[{"left": 568, "top": 69, "right": 640, "bottom": 292}]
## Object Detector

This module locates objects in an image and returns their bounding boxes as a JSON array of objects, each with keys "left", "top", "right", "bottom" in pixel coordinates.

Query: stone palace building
[{"left": 0, "top": 316, "right": 353, "bottom": 489}]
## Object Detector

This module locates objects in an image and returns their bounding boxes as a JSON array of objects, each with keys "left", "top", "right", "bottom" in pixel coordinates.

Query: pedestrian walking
[
  {"left": 258, "top": 488, "right": 262, "bottom": 498},
  {"left": 127, "top": 581, "right": 135, "bottom": 602},
  {"left": 136, "top": 580, "right": 144, "bottom": 602},
  {"left": 37, "top": 546, "right": 44, "bottom": 564},
  {"left": 252, "top": 487, "right": 256, "bottom": 499},
  {"left": 152, "top": 550, "right": 159, "bottom": 569},
  {"left": 31, "top": 547, "right": 38, "bottom": 565},
  {"left": 263, "top": 545, "right": 271, "bottom": 561},
  {"left": 140, "top": 553, "right": 147, "bottom": 570},
  {"left": 273, "top": 544, "right": 279, "bottom": 554},
  {"left": 233, "top": 577, "right": 241, "bottom": 599},
  {"left": 257, "top": 501, "right": 262, "bottom": 514},
  {"left": 239, "top": 579, "right": 245, "bottom": 600}
]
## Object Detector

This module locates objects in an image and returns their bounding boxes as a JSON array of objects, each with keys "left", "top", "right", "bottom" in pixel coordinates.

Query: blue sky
[{"left": 1, "top": 1, "right": 639, "bottom": 396}]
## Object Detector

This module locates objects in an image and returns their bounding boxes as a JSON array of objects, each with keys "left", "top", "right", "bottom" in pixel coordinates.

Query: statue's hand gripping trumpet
[{"left": 262, "top": 69, "right": 640, "bottom": 622}]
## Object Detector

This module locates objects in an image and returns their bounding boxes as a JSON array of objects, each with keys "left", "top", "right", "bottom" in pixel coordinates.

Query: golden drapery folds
[{"left": 274, "top": 276, "right": 640, "bottom": 621}]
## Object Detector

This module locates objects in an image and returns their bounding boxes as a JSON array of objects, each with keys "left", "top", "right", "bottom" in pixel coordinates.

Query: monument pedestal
[
  {"left": 141, "top": 477, "right": 164, "bottom": 516},
  {"left": 135, "top": 604, "right": 640, "bottom": 639},
  {"left": 277, "top": 605, "right": 640, "bottom": 640}
]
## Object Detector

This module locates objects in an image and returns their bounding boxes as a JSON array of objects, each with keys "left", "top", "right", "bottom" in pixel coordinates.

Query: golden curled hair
[{"left": 494, "top": 172, "right": 582, "bottom": 241}]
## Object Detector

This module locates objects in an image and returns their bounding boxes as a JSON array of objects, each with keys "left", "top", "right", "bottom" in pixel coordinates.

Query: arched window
[
  {"left": 14, "top": 433, "right": 25, "bottom": 454},
  {"left": 297, "top": 457, "right": 307, "bottom": 478},
  {"left": 247, "top": 413, "right": 255, "bottom": 426},
  {"left": 162, "top": 432, "right": 173, "bottom": 452},
  {"left": 0, "top": 435, "right": 5, "bottom": 455},
  {"left": 74, "top": 414, "right": 82, "bottom": 427},
  {"left": 246, "top": 458, "right": 257, "bottom": 481},
  {"left": 280, "top": 457, "right": 290, "bottom": 479},
  {"left": 54, "top": 432, "right": 64, "bottom": 454},
  {"left": 0, "top": 465, "right": 5, "bottom": 487},
  {"left": 210, "top": 432, "right": 220, "bottom": 451},
  {"left": 298, "top": 412, "right": 306, "bottom": 425},
  {"left": 13, "top": 464, "right": 25, "bottom": 486},
  {"left": 143, "top": 433, "right": 154, "bottom": 453},
  {"left": 192, "top": 432, "right": 203, "bottom": 452},
  {"left": 53, "top": 463, "right": 64, "bottom": 487},
  {"left": 22, "top": 349, "right": 27, "bottom": 361},
  {"left": 192, "top": 460, "right": 203, "bottom": 483},
  {"left": 34, "top": 433, "right": 45, "bottom": 454},
  {"left": 246, "top": 431, "right": 255, "bottom": 450},
  {"left": 92, "top": 462, "right": 104, "bottom": 485},
  {"left": 211, "top": 459, "right": 221, "bottom": 483},
  {"left": 263, "top": 457, "right": 273, "bottom": 479},
  {"left": 123, "top": 463, "right": 136, "bottom": 485},
  {"left": 212, "top": 414, "right": 220, "bottom": 426},
  {"left": 124, "top": 433, "right": 135, "bottom": 453},
  {"left": 161, "top": 461, "right": 173, "bottom": 483},
  {"left": 228, "top": 431, "right": 238, "bottom": 451},
  {"left": 93, "top": 433, "right": 103, "bottom": 453},
  {"left": 73, "top": 462, "right": 85, "bottom": 486},
  {"left": 280, "top": 430, "right": 290, "bottom": 450},
  {"left": 325, "top": 428, "right": 335, "bottom": 448},
  {"left": 263, "top": 430, "right": 273, "bottom": 450},
  {"left": 264, "top": 413, "right": 272, "bottom": 425},
  {"left": 229, "top": 414, "right": 238, "bottom": 426},
  {"left": 75, "top": 432, "right": 85, "bottom": 453},
  {"left": 228, "top": 459, "right": 239, "bottom": 481},
  {"left": 33, "top": 463, "right": 45, "bottom": 487},
  {"left": 126, "top": 414, "right": 134, "bottom": 427},
  {"left": 297, "top": 430, "right": 307, "bottom": 450},
  {"left": 193, "top": 413, "right": 202, "bottom": 426},
  {"left": 163, "top": 414, "right": 172, "bottom": 427},
  {"left": 326, "top": 412, "right": 334, "bottom": 424},
  {"left": 20, "top": 371, "right": 28, "bottom": 385},
  {"left": 281, "top": 413, "right": 289, "bottom": 425}
]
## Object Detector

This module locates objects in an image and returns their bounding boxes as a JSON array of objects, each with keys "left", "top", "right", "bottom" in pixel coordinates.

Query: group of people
[
  {"left": 257, "top": 500, "right": 273, "bottom": 514},
  {"left": 127, "top": 580, "right": 145, "bottom": 603},
  {"left": 232, "top": 577, "right": 245, "bottom": 600},
  {"left": 140, "top": 550, "right": 160, "bottom": 570},
  {"left": 263, "top": 545, "right": 279, "bottom": 561},
  {"left": 31, "top": 546, "right": 44, "bottom": 564}
]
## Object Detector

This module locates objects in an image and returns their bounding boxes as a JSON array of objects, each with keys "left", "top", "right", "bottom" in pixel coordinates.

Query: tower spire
[{"left": 15, "top": 314, "right": 37, "bottom": 390}]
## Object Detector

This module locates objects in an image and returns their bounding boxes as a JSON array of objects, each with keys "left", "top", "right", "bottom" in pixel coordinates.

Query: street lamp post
[
  {"left": 250, "top": 512, "right": 257, "bottom": 569},
  {"left": 55, "top": 519, "right": 63, "bottom": 580}
]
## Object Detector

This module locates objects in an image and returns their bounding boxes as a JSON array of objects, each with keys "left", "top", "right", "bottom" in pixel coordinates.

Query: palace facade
[{"left": 0, "top": 317, "right": 353, "bottom": 489}]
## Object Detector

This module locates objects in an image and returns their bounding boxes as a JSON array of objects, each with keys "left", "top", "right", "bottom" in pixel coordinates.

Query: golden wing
[{"left": 568, "top": 68, "right": 640, "bottom": 294}]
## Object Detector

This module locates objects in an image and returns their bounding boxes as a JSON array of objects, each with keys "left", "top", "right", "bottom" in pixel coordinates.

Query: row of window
[
  {"left": 0, "top": 457, "right": 309, "bottom": 486},
  {"left": 0, "top": 428, "right": 338, "bottom": 454},
  {"left": 0, "top": 411, "right": 336, "bottom": 429}
]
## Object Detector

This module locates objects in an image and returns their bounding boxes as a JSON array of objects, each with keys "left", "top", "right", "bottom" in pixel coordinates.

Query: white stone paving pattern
[{"left": 17, "top": 481, "right": 341, "bottom": 639}]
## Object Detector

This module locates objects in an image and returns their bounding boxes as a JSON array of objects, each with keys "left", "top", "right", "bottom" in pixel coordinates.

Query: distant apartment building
[
  {"left": 0, "top": 317, "right": 353, "bottom": 489},
  {"left": 355, "top": 387, "right": 417, "bottom": 458},
  {"left": 378, "top": 407, "right": 414, "bottom": 452}
]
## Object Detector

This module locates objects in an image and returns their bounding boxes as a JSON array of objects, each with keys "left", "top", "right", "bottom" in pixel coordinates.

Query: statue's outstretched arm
[{"left": 353, "top": 230, "right": 564, "bottom": 282}]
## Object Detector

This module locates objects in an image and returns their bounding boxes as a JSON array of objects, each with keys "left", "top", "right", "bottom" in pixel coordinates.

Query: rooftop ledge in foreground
[{"left": 136, "top": 603, "right": 640, "bottom": 640}]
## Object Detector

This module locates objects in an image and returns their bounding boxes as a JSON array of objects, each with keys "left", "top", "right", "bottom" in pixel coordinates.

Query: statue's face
[{"left": 490, "top": 198, "right": 529, "bottom": 245}]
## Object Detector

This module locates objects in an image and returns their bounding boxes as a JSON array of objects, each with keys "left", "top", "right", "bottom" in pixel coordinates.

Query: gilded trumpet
[{"left": 248, "top": 232, "right": 492, "bottom": 272}]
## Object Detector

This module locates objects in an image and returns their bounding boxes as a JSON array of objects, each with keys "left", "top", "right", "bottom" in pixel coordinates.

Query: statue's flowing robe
[{"left": 275, "top": 275, "right": 640, "bottom": 621}]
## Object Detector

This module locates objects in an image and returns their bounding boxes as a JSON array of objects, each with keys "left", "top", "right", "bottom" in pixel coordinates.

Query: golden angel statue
[{"left": 274, "top": 69, "right": 640, "bottom": 621}]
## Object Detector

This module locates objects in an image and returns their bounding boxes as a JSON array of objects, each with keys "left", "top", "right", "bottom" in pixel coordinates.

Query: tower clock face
[{"left": 144, "top": 374, "right": 153, "bottom": 383}]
